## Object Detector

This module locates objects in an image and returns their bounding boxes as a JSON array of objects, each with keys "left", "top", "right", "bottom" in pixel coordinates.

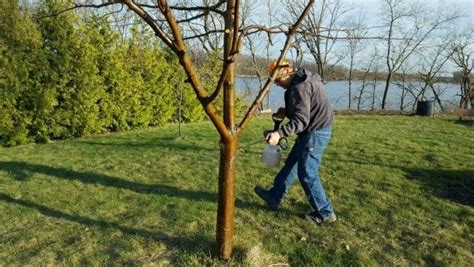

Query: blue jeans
[{"left": 269, "top": 127, "right": 334, "bottom": 217}]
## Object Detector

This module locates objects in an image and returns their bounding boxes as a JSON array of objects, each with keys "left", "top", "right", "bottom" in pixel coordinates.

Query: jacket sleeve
[{"left": 277, "top": 85, "right": 311, "bottom": 137}]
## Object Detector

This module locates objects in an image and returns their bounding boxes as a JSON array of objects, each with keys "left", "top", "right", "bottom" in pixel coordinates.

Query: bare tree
[
  {"left": 67, "top": 0, "right": 314, "bottom": 259},
  {"left": 356, "top": 46, "right": 378, "bottom": 110},
  {"left": 284, "top": 0, "right": 351, "bottom": 82},
  {"left": 241, "top": 0, "right": 278, "bottom": 111},
  {"left": 414, "top": 35, "right": 456, "bottom": 112},
  {"left": 450, "top": 27, "right": 474, "bottom": 109},
  {"left": 356, "top": 68, "right": 370, "bottom": 110},
  {"left": 342, "top": 11, "right": 367, "bottom": 110},
  {"left": 370, "top": 46, "right": 383, "bottom": 110},
  {"left": 392, "top": 65, "right": 417, "bottom": 111},
  {"left": 379, "top": 0, "right": 462, "bottom": 110}
]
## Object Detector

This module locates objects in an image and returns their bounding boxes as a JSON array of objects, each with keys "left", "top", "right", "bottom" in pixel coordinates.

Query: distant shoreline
[{"left": 236, "top": 75, "right": 457, "bottom": 83}]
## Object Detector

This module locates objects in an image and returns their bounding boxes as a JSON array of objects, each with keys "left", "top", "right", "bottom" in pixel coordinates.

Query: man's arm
[
  {"left": 277, "top": 86, "right": 311, "bottom": 137},
  {"left": 273, "top": 107, "right": 286, "bottom": 119}
]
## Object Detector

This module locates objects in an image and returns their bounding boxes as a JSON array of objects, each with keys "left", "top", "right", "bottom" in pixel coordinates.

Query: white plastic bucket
[{"left": 262, "top": 144, "right": 282, "bottom": 167}]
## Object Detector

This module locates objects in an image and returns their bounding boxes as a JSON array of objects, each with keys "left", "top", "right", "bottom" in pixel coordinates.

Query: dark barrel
[{"left": 416, "top": 100, "right": 434, "bottom": 116}]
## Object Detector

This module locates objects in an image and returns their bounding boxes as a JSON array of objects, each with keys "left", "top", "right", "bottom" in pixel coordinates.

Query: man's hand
[{"left": 265, "top": 131, "right": 281, "bottom": 146}]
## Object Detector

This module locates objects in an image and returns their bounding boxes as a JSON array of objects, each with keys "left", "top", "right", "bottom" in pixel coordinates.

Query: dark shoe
[
  {"left": 254, "top": 186, "right": 279, "bottom": 210},
  {"left": 303, "top": 211, "right": 337, "bottom": 224}
]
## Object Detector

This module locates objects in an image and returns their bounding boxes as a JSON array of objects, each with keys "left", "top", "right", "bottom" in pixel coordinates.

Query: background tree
[
  {"left": 450, "top": 27, "right": 474, "bottom": 109},
  {"left": 379, "top": 0, "right": 461, "bottom": 110},
  {"left": 341, "top": 11, "right": 367, "bottom": 110},
  {"left": 0, "top": 0, "right": 44, "bottom": 145},
  {"left": 355, "top": 46, "right": 378, "bottom": 111},
  {"left": 241, "top": 0, "right": 278, "bottom": 111},
  {"left": 1, "top": 0, "right": 200, "bottom": 145},
  {"left": 392, "top": 64, "right": 417, "bottom": 112},
  {"left": 370, "top": 47, "right": 383, "bottom": 110},
  {"left": 413, "top": 33, "right": 456, "bottom": 112},
  {"left": 285, "top": 0, "right": 350, "bottom": 82}
]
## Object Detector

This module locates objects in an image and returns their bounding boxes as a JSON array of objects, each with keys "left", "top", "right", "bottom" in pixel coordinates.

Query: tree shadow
[
  {"left": 0, "top": 159, "right": 295, "bottom": 262},
  {"left": 0, "top": 192, "right": 248, "bottom": 263},
  {"left": 333, "top": 158, "right": 473, "bottom": 206},
  {"left": 0, "top": 161, "right": 294, "bottom": 213},
  {"left": 77, "top": 138, "right": 219, "bottom": 153},
  {"left": 403, "top": 167, "right": 473, "bottom": 206},
  {"left": 453, "top": 119, "right": 473, "bottom": 128}
]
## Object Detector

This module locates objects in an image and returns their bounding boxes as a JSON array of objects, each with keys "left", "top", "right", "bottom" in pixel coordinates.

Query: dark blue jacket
[{"left": 277, "top": 68, "right": 334, "bottom": 137}]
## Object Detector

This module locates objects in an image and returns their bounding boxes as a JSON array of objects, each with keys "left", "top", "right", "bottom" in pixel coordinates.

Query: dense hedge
[{"left": 1, "top": 1, "right": 242, "bottom": 146}]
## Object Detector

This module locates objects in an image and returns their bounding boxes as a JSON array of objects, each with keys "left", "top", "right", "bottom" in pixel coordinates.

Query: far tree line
[{"left": 237, "top": 54, "right": 460, "bottom": 83}]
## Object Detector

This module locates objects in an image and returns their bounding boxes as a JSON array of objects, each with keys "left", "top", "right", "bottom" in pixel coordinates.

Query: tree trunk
[
  {"left": 178, "top": 85, "right": 183, "bottom": 138},
  {"left": 348, "top": 66, "right": 353, "bottom": 110},
  {"left": 371, "top": 72, "right": 378, "bottom": 110},
  {"left": 381, "top": 72, "right": 392, "bottom": 110},
  {"left": 216, "top": 135, "right": 238, "bottom": 259},
  {"left": 399, "top": 85, "right": 405, "bottom": 111},
  {"left": 357, "top": 77, "right": 367, "bottom": 110},
  {"left": 217, "top": 1, "right": 237, "bottom": 258},
  {"left": 399, "top": 75, "right": 407, "bottom": 111},
  {"left": 429, "top": 83, "right": 444, "bottom": 112},
  {"left": 462, "top": 74, "right": 471, "bottom": 108}
]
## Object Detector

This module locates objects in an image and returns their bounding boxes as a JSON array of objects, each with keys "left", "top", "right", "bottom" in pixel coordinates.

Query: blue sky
[
  {"left": 346, "top": 0, "right": 474, "bottom": 22},
  {"left": 267, "top": 0, "right": 474, "bottom": 73}
]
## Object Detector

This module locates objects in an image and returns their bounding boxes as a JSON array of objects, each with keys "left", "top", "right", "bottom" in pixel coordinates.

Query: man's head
[{"left": 268, "top": 60, "right": 295, "bottom": 89}]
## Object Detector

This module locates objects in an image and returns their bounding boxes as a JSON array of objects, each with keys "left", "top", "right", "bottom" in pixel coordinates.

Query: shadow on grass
[
  {"left": 403, "top": 168, "right": 474, "bottom": 206},
  {"left": 335, "top": 159, "right": 473, "bottom": 206},
  {"left": 76, "top": 136, "right": 219, "bottom": 153},
  {"left": 453, "top": 119, "right": 473, "bottom": 127},
  {"left": 0, "top": 161, "right": 294, "bottom": 213},
  {"left": 0, "top": 192, "right": 248, "bottom": 263}
]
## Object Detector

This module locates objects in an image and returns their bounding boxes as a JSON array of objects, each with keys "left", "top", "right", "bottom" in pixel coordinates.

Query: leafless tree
[
  {"left": 449, "top": 27, "right": 474, "bottom": 109},
  {"left": 356, "top": 46, "right": 378, "bottom": 110},
  {"left": 379, "top": 0, "right": 462, "bottom": 110},
  {"left": 284, "top": 0, "right": 351, "bottom": 82},
  {"left": 241, "top": 0, "right": 278, "bottom": 111},
  {"left": 66, "top": 0, "right": 314, "bottom": 259},
  {"left": 356, "top": 67, "right": 371, "bottom": 110},
  {"left": 370, "top": 46, "right": 383, "bottom": 110},
  {"left": 392, "top": 64, "right": 417, "bottom": 111},
  {"left": 342, "top": 11, "right": 367, "bottom": 110},
  {"left": 414, "top": 34, "right": 456, "bottom": 112}
]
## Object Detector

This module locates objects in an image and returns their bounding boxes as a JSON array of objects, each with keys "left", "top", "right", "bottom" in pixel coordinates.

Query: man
[{"left": 254, "top": 60, "right": 336, "bottom": 224}]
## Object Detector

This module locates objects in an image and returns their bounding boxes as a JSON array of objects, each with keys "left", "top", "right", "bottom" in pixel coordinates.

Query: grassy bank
[{"left": 0, "top": 115, "right": 472, "bottom": 265}]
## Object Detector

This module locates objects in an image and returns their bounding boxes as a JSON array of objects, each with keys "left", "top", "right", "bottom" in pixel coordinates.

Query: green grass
[{"left": 0, "top": 115, "right": 473, "bottom": 265}]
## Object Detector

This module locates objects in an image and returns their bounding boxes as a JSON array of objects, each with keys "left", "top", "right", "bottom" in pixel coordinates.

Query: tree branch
[
  {"left": 157, "top": 0, "right": 228, "bottom": 138},
  {"left": 121, "top": 0, "right": 174, "bottom": 48},
  {"left": 37, "top": 1, "right": 122, "bottom": 20},
  {"left": 170, "top": 0, "right": 226, "bottom": 15}
]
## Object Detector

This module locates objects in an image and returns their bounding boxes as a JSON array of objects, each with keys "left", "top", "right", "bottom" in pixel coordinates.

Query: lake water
[{"left": 236, "top": 76, "right": 461, "bottom": 112}]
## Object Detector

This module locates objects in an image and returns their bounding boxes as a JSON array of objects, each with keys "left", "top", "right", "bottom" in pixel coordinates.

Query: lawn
[{"left": 0, "top": 115, "right": 473, "bottom": 265}]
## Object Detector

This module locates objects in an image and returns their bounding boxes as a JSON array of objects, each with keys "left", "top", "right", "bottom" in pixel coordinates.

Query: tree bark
[
  {"left": 215, "top": 0, "right": 238, "bottom": 259},
  {"left": 216, "top": 135, "right": 238, "bottom": 259}
]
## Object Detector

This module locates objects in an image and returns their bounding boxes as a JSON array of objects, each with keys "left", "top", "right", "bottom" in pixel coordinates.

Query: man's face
[
  {"left": 275, "top": 75, "right": 283, "bottom": 86},
  {"left": 274, "top": 67, "right": 291, "bottom": 89}
]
